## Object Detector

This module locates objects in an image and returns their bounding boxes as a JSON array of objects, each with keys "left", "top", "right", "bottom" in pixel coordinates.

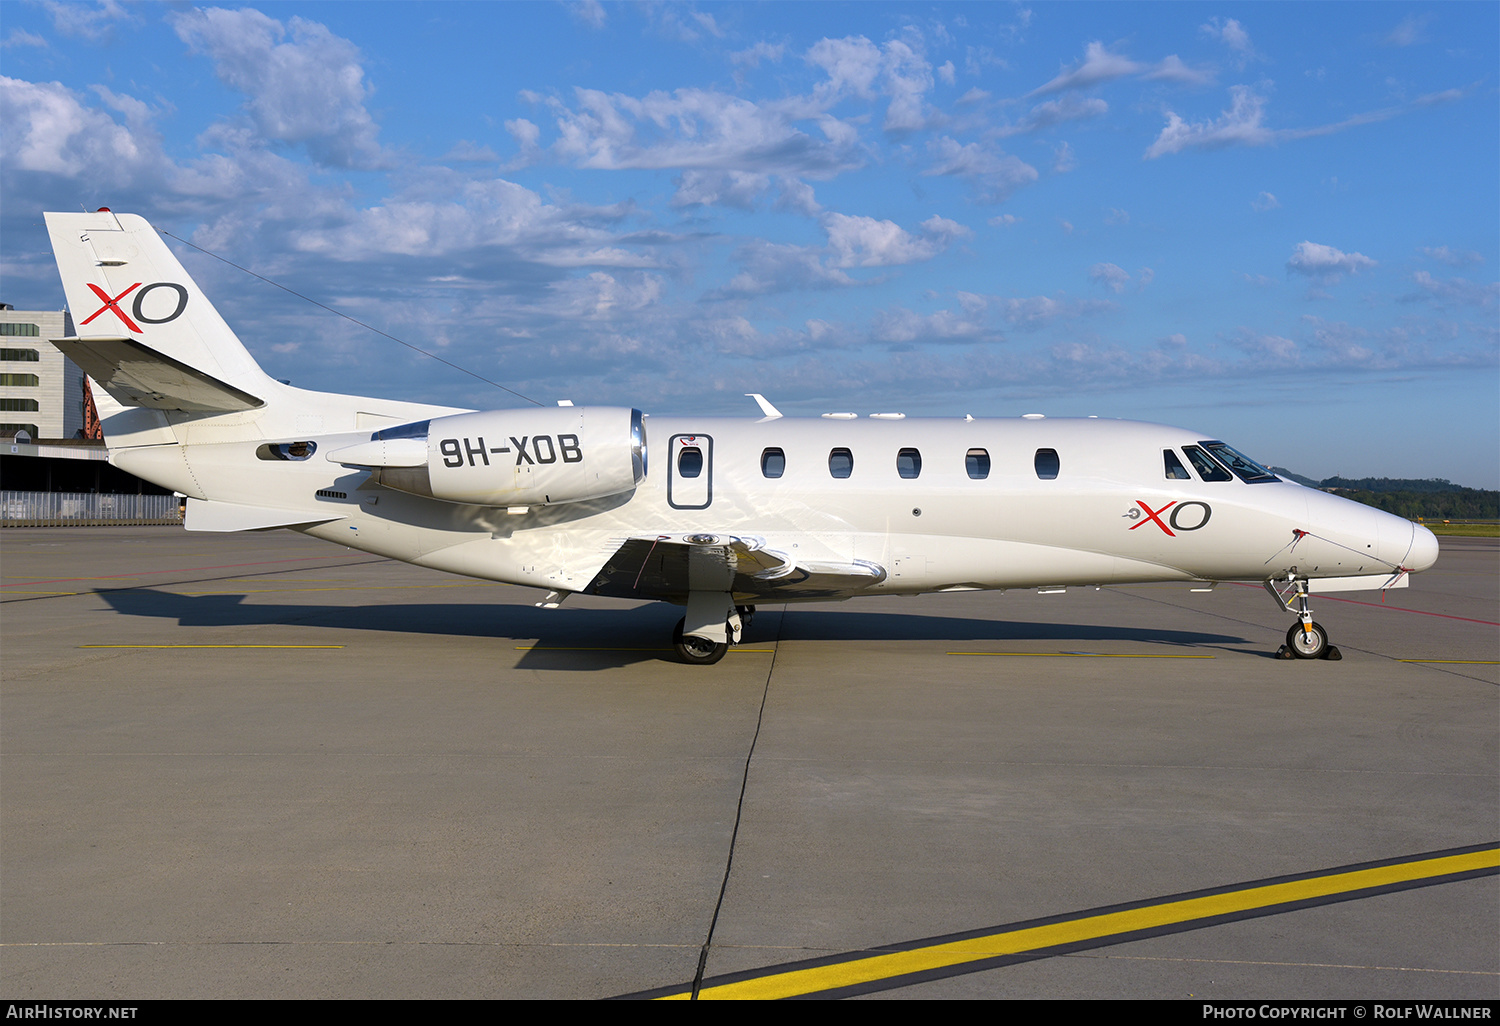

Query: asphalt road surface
[{"left": 2, "top": 527, "right": 1495, "bottom": 999}]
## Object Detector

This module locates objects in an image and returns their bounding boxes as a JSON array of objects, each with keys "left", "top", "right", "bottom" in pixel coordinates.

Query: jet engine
[{"left": 327, "top": 406, "right": 646, "bottom": 506}]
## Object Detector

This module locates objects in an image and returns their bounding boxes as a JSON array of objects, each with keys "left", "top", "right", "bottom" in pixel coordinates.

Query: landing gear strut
[{"left": 1264, "top": 573, "right": 1341, "bottom": 661}]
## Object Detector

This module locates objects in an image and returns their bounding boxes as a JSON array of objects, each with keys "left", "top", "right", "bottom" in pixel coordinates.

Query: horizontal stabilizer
[
  {"left": 54, "top": 336, "right": 263, "bottom": 413},
  {"left": 184, "top": 498, "right": 345, "bottom": 533}
]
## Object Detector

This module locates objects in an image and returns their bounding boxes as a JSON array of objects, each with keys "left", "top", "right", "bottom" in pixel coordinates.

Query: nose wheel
[
  {"left": 1264, "top": 574, "right": 1342, "bottom": 661},
  {"left": 1284, "top": 621, "right": 1329, "bottom": 660}
]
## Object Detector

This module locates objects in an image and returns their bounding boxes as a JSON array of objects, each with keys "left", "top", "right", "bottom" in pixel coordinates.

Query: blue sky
[{"left": 2, "top": 1, "right": 1496, "bottom": 486}]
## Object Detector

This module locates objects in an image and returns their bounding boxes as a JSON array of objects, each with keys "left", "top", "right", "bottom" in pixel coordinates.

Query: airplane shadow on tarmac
[{"left": 94, "top": 587, "right": 1251, "bottom": 670}]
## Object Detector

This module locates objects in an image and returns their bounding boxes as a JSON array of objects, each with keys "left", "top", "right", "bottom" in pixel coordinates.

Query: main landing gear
[
  {"left": 671, "top": 598, "right": 756, "bottom": 666},
  {"left": 1263, "top": 573, "right": 1341, "bottom": 661}
]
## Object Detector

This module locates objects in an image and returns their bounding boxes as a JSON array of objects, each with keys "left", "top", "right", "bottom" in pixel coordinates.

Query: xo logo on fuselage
[
  {"left": 1124, "top": 499, "right": 1211, "bottom": 537},
  {"left": 81, "top": 282, "right": 189, "bottom": 334}
]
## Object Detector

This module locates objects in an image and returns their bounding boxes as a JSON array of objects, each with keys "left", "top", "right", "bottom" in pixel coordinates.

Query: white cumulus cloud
[
  {"left": 1286, "top": 241, "right": 1376, "bottom": 281},
  {"left": 1030, "top": 42, "right": 1142, "bottom": 96},
  {"left": 171, "top": 8, "right": 387, "bottom": 169},
  {"left": 824, "top": 212, "right": 969, "bottom": 268},
  {"left": 1146, "top": 86, "right": 1273, "bottom": 158},
  {"left": 924, "top": 137, "right": 1039, "bottom": 202},
  {"left": 1089, "top": 262, "right": 1130, "bottom": 293}
]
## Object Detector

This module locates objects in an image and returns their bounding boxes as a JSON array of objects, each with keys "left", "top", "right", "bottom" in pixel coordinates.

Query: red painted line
[
  {"left": 2, "top": 555, "right": 374, "bottom": 589},
  {"left": 1229, "top": 582, "right": 1499, "bottom": 627}
]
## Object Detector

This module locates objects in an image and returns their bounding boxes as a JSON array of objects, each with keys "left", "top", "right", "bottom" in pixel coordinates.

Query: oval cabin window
[
  {"left": 761, "top": 447, "right": 785, "bottom": 478},
  {"left": 678, "top": 447, "right": 703, "bottom": 478},
  {"left": 828, "top": 448, "right": 853, "bottom": 479}
]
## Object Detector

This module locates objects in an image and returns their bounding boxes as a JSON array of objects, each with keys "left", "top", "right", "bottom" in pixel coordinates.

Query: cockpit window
[
  {"left": 1182, "top": 445, "right": 1232, "bottom": 482},
  {"left": 1202, "top": 441, "right": 1279, "bottom": 483},
  {"left": 1164, "top": 449, "right": 1191, "bottom": 480}
]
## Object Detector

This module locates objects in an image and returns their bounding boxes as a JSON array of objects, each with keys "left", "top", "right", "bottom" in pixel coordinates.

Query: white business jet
[{"left": 45, "top": 210, "right": 1439, "bottom": 663}]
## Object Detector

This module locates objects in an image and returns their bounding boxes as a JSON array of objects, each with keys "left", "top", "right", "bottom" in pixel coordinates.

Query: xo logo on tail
[
  {"left": 81, "top": 282, "right": 188, "bottom": 333},
  {"left": 1123, "top": 499, "right": 1211, "bottom": 536}
]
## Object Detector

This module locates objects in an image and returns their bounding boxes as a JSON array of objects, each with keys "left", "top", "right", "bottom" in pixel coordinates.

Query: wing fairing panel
[{"left": 585, "top": 535, "right": 887, "bottom": 602}]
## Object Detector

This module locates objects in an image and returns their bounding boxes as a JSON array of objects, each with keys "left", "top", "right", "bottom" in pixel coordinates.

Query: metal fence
[{"left": 1, "top": 491, "right": 182, "bottom": 527}]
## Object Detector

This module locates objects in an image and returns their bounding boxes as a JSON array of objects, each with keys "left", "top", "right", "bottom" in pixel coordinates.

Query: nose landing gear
[
  {"left": 1264, "top": 574, "right": 1342, "bottom": 660},
  {"left": 1285, "top": 620, "right": 1329, "bottom": 659}
]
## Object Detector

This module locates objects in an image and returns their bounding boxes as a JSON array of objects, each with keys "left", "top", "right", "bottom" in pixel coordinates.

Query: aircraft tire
[
  {"left": 673, "top": 617, "right": 728, "bottom": 665},
  {"left": 1285, "top": 621, "right": 1329, "bottom": 660}
]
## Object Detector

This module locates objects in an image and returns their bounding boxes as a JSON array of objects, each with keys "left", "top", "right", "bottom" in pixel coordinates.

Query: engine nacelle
[{"left": 328, "top": 406, "right": 646, "bottom": 506}]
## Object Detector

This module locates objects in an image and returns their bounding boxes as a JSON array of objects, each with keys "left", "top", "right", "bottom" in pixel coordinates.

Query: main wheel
[
  {"left": 1285, "top": 621, "right": 1329, "bottom": 660},
  {"left": 673, "top": 617, "right": 728, "bottom": 665}
]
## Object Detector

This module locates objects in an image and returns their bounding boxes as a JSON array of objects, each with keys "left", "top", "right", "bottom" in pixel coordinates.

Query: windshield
[{"left": 1201, "top": 441, "right": 1279, "bottom": 483}]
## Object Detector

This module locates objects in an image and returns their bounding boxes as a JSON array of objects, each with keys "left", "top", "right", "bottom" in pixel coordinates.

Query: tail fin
[{"left": 44, "top": 210, "right": 275, "bottom": 413}]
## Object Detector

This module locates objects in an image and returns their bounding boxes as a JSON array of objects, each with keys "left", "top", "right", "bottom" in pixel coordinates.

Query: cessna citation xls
[{"left": 44, "top": 210, "right": 1439, "bottom": 664}]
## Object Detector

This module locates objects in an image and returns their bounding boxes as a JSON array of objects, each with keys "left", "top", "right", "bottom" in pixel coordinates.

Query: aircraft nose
[{"left": 1407, "top": 522, "right": 1440, "bottom": 572}]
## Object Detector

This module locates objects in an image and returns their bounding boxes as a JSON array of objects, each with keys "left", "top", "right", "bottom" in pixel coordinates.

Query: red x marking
[
  {"left": 1130, "top": 499, "right": 1177, "bottom": 536},
  {"left": 81, "top": 282, "right": 143, "bottom": 333}
]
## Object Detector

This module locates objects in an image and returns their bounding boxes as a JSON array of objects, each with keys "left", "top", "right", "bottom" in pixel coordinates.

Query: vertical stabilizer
[{"left": 44, "top": 211, "right": 276, "bottom": 412}]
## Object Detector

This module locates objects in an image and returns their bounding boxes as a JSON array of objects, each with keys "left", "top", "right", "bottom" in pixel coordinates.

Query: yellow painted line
[
  {"left": 516, "top": 646, "right": 775, "bottom": 653},
  {"left": 1397, "top": 659, "right": 1500, "bottom": 664},
  {"left": 2, "top": 591, "right": 82, "bottom": 596},
  {"left": 947, "top": 651, "right": 1214, "bottom": 659},
  {"left": 79, "top": 644, "right": 345, "bottom": 650},
  {"left": 659, "top": 847, "right": 1499, "bottom": 1000}
]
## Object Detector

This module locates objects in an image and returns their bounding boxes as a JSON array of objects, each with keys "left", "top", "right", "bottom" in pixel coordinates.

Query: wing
[{"left": 585, "top": 534, "right": 887, "bottom": 602}]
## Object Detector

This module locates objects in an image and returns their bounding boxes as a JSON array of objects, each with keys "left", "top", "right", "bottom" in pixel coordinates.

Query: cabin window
[
  {"left": 966, "top": 448, "right": 990, "bottom": 480},
  {"left": 896, "top": 447, "right": 922, "bottom": 479},
  {"left": 828, "top": 447, "right": 853, "bottom": 479},
  {"left": 761, "top": 447, "right": 785, "bottom": 478},
  {"left": 677, "top": 446, "right": 704, "bottom": 478},
  {"left": 1164, "top": 449, "right": 1191, "bottom": 480},
  {"left": 1182, "top": 445, "right": 1232, "bottom": 482},
  {"left": 1034, "top": 448, "right": 1060, "bottom": 480},
  {"left": 1202, "top": 441, "right": 1279, "bottom": 483}
]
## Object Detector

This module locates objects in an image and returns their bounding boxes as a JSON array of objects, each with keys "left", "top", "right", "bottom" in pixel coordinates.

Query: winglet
[{"left": 746, "top": 393, "right": 783, "bottom": 418}]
